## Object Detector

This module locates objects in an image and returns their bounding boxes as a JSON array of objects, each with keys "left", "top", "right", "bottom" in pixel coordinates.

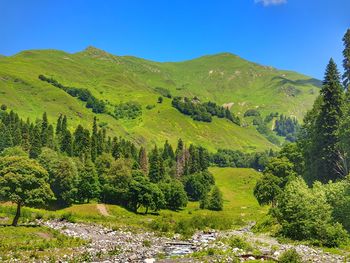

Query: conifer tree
[
  {"left": 198, "top": 146, "right": 210, "bottom": 171},
  {"left": 343, "top": 29, "right": 350, "bottom": 90},
  {"left": 0, "top": 122, "right": 13, "bottom": 152},
  {"left": 29, "top": 125, "right": 42, "bottom": 159},
  {"left": 112, "top": 137, "right": 121, "bottom": 159},
  {"left": 148, "top": 145, "right": 165, "bottom": 182},
  {"left": 73, "top": 125, "right": 91, "bottom": 159},
  {"left": 91, "top": 117, "right": 98, "bottom": 162},
  {"left": 62, "top": 115, "right": 67, "bottom": 132},
  {"left": 61, "top": 130, "right": 73, "bottom": 156},
  {"left": 56, "top": 114, "right": 62, "bottom": 135},
  {"left": 189, "top": 144, "right": 200, "bottom": 174},
  {"left": 175, "top": 138, "right": 184, "bottom": 158},
  {"left": 12, "top": 124, "right": 22, "bottom": 147},
  {"left": 41, "top": 112, "right": 49, "bottom": 146},
  {"left": 46, "top": 124, "right": 55, "bottom": 149},
  {"left": 162, "top": 140, "right": 175, "bottom": 160},
  {"left": 21, "top": 123, "right": 31, "bottom": 151},
  {"left": 304, "top": 59, "right": 343, "bottom": 183}
]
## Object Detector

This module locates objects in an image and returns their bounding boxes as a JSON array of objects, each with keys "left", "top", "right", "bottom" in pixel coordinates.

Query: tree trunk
[{"left": 12, "top": 203, "right": 21, "bottom": 226}]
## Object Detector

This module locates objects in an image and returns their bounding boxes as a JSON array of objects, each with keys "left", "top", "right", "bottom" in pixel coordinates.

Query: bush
[
  {"left": 279, "top": 249, "right": 302, "bottom": 263},
  {"left": 154, "top": 87, "right": 172, "bottom": 98},
  {"left": 114, "top": 101, "right": 142, "bottom": 119},
  {"left": 244, "top": 109, "right": 260, "bottom": 117},
  {"left": 273, "top": 178, "right": 348, "bottom": 247},
  {"left": 228, "top": 236, "right": 253, "bottom": 251},
  {"left": 0, "top": 104, "right": 7, "bottom": 111},
  {"left": 201, "top": 186, "right": 223, "bottom": 211}
]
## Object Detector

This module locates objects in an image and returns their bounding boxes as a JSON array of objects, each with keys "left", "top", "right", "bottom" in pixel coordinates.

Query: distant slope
[{"left": 0, "top": 47, "right": 320, "bottom": 151}]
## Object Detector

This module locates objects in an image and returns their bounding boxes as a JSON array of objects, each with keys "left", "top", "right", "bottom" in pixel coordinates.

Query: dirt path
[{"left": 96, "top": 204, "right": 109, "bottom": 216}]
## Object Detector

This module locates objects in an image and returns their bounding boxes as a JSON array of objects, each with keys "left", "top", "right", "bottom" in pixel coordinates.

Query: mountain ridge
[{"left": 0, "top": 47, "right": 320, "bottom": 151}]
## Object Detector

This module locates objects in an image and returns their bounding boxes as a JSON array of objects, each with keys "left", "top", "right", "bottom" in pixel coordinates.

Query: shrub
[
  {"left": 228, "top": 236, "right": 253, "bottom": 251},
  {"left": 279, "top": 249, "right": 302, "bottom": 263},
  {"left": 273, "top": 178, "right": 348, "bottom": 247},
  {"left": 0, "top": 104, "right": 7, "bottom": 111},
  {"left": 244, "top": 109, "right": 260, "bottom": 117},
  {"left": 154, "top": 87, "right": 172, "bottom": 98}
]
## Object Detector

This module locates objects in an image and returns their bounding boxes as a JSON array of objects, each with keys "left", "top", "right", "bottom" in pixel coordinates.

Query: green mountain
[{"left": 0, "top": 46, "right": 320, "bottom": 151}]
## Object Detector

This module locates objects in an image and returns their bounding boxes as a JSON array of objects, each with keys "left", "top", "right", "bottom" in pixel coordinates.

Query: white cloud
[{"left": 255, "top": 0, "right": 287, "bottom": 6}]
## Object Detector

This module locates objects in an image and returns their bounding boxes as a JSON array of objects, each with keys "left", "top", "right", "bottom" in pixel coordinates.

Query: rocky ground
[{"left": 35, "top": 220, "right": 348, "bottom": 262}]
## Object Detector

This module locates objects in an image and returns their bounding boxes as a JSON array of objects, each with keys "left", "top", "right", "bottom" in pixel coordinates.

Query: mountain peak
[{"left": 81, "top": 46, "right": 114, "bottom": 57}]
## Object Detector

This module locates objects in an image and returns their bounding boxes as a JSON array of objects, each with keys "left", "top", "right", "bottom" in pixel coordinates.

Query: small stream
[{"left": 164, "top": 232, "right": 217, "bottom": 257}]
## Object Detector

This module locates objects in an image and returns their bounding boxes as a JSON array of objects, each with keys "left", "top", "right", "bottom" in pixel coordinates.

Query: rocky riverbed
[{"left": 37, "top": 220, "right": 348, "bottom": 262}]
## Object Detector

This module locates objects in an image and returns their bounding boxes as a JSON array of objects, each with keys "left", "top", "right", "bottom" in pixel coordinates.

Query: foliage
[
  {"left": 273, "top": 178, "right": 348, "bottom": 247},
  {"left": 114, "top": 101, "right": 142, "bottom": 119},
  {"left": 38, "top": 148, "right": 78, "bottom": 206},
  {"left": 102, "top": 158, "right": 133, "bottom": 206},
  {"left": 160, "top": 180, "right": 188, "bottom": 210},
  {"left": 252, "top": 116, "right": 280, "bottom": 145},
  {"left": 128, "top": 175, "right": 165, "bottom": 213},
  {"left": 301, "top": 59, "right": 344, "bottom": 183},
  {"left": 184, "top": 171, "right": 215, "bottom": 201},
  {"left": 0, "top": 156, "right": 54, "bottom": 225},
  {"left": 210, "top": 148, "right": 274, "bottom": 170},
  {"left": 274, "top": 114, "right": 300, "bottom": 142},
  {"left": 254, "top": 156, "right": 296, "bottom": 206},
  {"left": 154, "top": 87, "right": 172, "bottom": 98},
  {"left": 206, "top": 186, "right": 223, "bottom": 211},
  {"left": 172, "top": 96, "right": 240, "bottom": 125},
  {"left": 279, "top": 249, "right": 302, "bottom": 263},
  {"left": 244, "top": 109, "right": 260, "bottom": 117}
]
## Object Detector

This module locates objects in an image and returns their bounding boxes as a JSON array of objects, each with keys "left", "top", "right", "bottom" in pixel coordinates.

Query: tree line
[
  {"left": 38, "top": 75, "right": 143, "bottom": 120},
  {"left": 38, "top": 75, "right": 106, "bottom": 114},
  {"left": 0, "top": 109, "right": 223, "bottom": 225}
]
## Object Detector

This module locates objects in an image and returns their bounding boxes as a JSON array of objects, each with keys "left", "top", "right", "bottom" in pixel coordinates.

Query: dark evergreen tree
[
  {"left": 41, "top": 112, "right": 49, "bottom": 146},
  {"left": 73, "top": 125, "right": 91, "bottom": 159},
  {"left": 162, "top": 140, "right": 175, "bottom": 160},
  {"left": 21, "top": 122, "right": 31, "bottom": 151},
  {"left": 198, "top": 146, "right": 210, "bottom": 171},
  {"left": 29, "top": 125, "right": 42, "bottom": 159},
  {"left": 91, "top": 117, "right": 98, "bottom": 162},
  {"left": 304, "top": 59, "right": 343, "bottom": 183},
  {"left": 0, "top": 122, "right": 13, "bottom": 152},
  {"left": 46, "top": 124, "right": 55, "bottom": 149},
  {"left": 148, "top": 145, "right": 165, "bottom": 182},
  {"left": 189, "top": 144, "right": 200, "bottom": 174},
  {"left": 112, "top": 137, "right": 121, "bottom": 159},
  {"left": 61, "top": 130, "right": 73, "bottom": 156},
  {"left": 62, "top": 115, "right": 67, "bottom": 132},
  {"left": 343, "top": 29, "right": 350, "bottom": 90},
  {"left": 56, "top": 114, "right": 62, "bottom": 135}
]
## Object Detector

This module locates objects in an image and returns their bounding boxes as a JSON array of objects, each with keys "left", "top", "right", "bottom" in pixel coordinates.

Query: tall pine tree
[
  {"left": 304, "top": 59, "right": 343, "bottom": 183},
  {"left": 343, "top": 29, "right": 350, "bottom": 90}
]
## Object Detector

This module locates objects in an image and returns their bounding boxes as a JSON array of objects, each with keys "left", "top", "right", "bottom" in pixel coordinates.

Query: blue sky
[{"left": 1, "top": 0, "right": 349, "bottom": 79}]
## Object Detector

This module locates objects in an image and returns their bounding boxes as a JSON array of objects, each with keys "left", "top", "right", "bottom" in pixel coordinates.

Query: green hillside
[{"left": 0, "top": 47, "right": 320, "bottom": 151}]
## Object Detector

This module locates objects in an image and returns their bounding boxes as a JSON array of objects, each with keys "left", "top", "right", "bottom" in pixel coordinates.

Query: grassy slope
[{"left": 0, "top": 47, "right": 319, "bottom": 151}]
